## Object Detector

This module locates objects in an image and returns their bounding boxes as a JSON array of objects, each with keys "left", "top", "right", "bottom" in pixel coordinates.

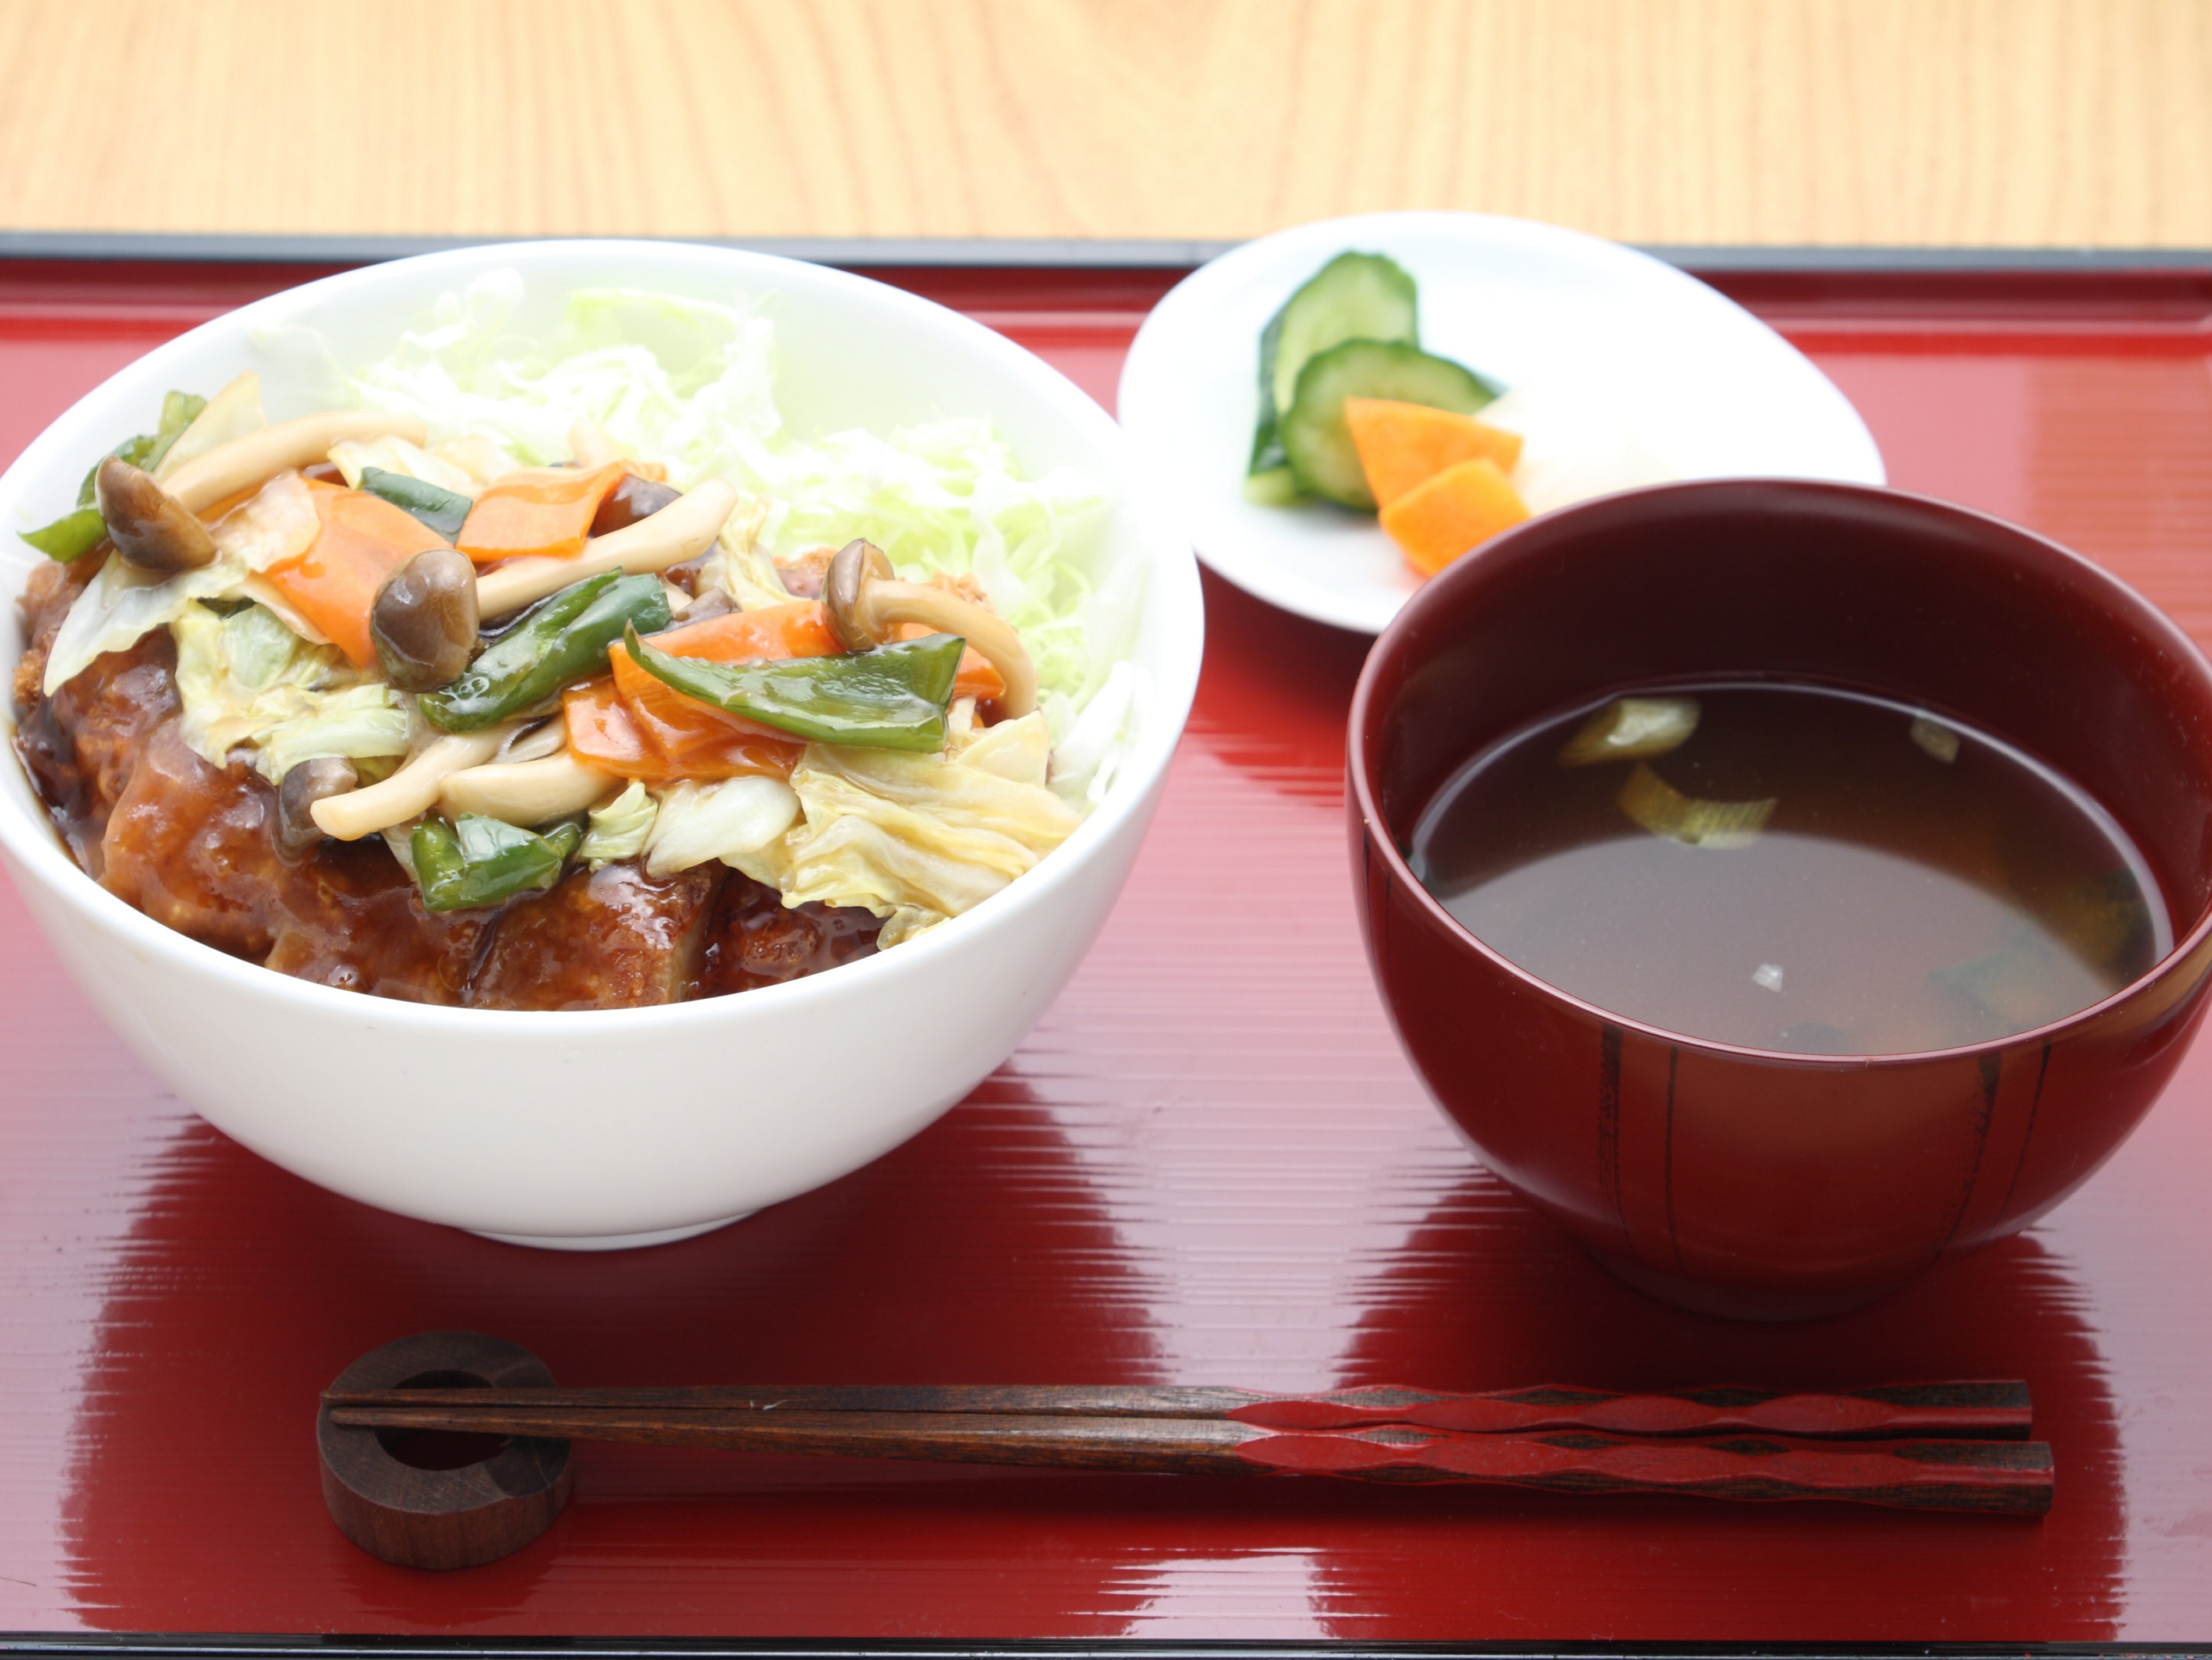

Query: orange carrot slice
[
  {"left": 456, "top": 463, "right": 628, "bottom": 565},
  {"left": 262, "top": 483, "right": 449, "bottom": 667},
  {"left": 1344, "top": 398, "right": 1525, "bottom": 508},
  {"left": 650, "top": 601, "right": 1006, "bottom": 703},
  {"left": 1377, "top": 457, "right": 1531, "bottom": 576},
  {"left": 564, "top": 678, "right": 804, "bottom": 783},
  {"left": 578, "top": 600, "right": 842, "bottom": 775},
  {"left": 651, "top": 602, "right": 843, "bottom": 663},
  {"left": 568, "top": 598, "right": 1011, "bottom": 780}
]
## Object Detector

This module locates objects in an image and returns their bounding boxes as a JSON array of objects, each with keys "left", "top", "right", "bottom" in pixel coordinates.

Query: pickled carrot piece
[
  {"left": 1378, "top": 457, "right": 1531, "bottom": 576},
  {"left": 1345, "top": 398, "right": 1524, "bottom": 509}
]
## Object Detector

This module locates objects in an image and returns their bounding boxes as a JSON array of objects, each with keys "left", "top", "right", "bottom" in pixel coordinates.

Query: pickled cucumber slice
[
  {"left": 1249, "top": 252, "right": 1420, "bottom": 492},
  {"left": 1280, "top": 339, "right": 1501, "bottom": 509}
]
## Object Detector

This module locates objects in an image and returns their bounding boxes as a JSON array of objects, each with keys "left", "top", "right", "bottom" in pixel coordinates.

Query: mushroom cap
[
  {"left": 825, "top": 538, "right": 897, "bottom": 651},
  {"left": 95, "top": 456, "right": 218, "bottom": 574}
]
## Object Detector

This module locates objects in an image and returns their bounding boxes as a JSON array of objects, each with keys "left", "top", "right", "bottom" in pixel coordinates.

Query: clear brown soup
[{"left": 1409, "top": 680, "right": 2171, "bottom": 1056}]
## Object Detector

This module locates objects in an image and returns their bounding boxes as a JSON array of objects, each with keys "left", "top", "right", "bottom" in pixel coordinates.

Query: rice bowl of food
[{"left": 0, "top": 241, "right": 1201, "bottom": 1248}]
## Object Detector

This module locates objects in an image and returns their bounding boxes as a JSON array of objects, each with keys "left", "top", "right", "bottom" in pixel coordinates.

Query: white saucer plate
[{"left": 1117, "top": 211, "right": 1886, "bottom": 635}]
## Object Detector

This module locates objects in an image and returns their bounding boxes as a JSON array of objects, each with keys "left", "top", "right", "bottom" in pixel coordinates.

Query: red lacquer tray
[{"left": 2, "top": 250, "right": 2211, "bottom": 1647}]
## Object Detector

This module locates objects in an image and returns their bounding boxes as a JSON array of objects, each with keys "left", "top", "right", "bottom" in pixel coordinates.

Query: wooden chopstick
[
  {"left": 322, "top": 1399, "right": 2052, "bottom": 1514},
  {"left": 322, "top": 1379, "right": 2032, "bottom": 1440}
]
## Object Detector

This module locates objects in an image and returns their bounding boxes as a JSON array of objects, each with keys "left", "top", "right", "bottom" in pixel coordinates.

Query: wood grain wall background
[{"left": 0, "top": 0, "right": 2204, "bottom": 246}]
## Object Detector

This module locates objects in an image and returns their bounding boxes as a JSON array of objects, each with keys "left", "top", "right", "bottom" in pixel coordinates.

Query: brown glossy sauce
[
  {"left": 1410, "top": 680, "right": 2169, "bottom": 1055},
  {"left": 10, "top": 558, "right": 882, "bottom": 1009}
]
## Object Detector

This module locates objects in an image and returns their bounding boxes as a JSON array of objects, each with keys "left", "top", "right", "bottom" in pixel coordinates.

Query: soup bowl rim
[{"left": 1346, "top": 474, "right": 2212, "bottom": 1069}]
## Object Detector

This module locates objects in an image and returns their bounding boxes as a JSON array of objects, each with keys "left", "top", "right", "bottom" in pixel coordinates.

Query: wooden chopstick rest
[
  {"left": 318, "top": 1333, "right": 2049, "bottom": 1570},
  {"left": 317, "top": 1331, "right": 572, "bottom": 1571}
]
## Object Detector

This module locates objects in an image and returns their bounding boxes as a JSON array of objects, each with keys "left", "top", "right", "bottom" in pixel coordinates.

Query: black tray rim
[
  {"left": 3, "top": 1640, "right": 2209, "bottom": 1659},
  {"left": 0, "top": 231, "right": 2207, "bottom": 274}
]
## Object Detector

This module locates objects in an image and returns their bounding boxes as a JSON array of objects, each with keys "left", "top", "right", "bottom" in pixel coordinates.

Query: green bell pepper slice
[
  {"left": 419, "top": 570, "right": 672, "bottom": 733},
  {"left": 410, "top": 814, "right": 582, "bottom": 912},
  {"left": 21, "top": 389, "right": 207, "bottom": 562},
  {"left": 359, "top": 466, "right": 473, "bottom": 540},
  {"left": 622, "top": 624, "right": 966, "bottom": 752}
]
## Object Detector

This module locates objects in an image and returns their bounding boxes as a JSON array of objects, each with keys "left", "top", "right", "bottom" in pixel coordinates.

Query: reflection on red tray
[{"left": 2, "top": 258, "right": 2210, "bottom": 1642}]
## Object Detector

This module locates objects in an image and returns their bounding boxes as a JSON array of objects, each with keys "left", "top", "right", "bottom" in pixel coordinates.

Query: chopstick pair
[{"left": 324, "top": 1378, "right": 2052, "bottom": 1514}]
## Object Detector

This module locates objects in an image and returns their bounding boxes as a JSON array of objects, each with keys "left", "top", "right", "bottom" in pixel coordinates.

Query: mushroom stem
[
  {"left": 311, "top": 726, "right": 513, "bottom": 842},
  {"left": 825, "top": 539, "right": 1038, "bottom": 718},
  {"left": 440, "top": 751, "right": 616, "bottom": 824},
  {"left": 164, "top": 412, "right": 429, "bottom": 515},
  {"left": 474, "top": 480, "right": 739, "bottom": 618}
]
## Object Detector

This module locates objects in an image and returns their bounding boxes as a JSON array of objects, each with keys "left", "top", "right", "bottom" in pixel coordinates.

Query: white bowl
[
  {"left": 1118, "top": 211, "right": 1885, "bottom": 635},
  {"left": 0, "top": 241, "right": 1202, "bottom": 1249}
]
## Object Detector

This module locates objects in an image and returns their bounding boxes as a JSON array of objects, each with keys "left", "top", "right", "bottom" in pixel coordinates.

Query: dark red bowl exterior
[{"left": 1348, "top": 480, "right": 2212, "bottom": 1318}]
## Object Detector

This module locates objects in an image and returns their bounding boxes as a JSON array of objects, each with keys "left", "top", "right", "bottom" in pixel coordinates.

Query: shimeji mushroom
[
  {"left": 274, "top": 757, "right": 359, "bottom": 857},
  {"left": 371, "top": 549, "right": 481, "bottom": 691},
  {"left": 439, "top": 752, "right": 618, "bottom": 824},
  {"left": 94, "top": 457, "right": 217, "bottom": 574},
  {"left": 311, "top": 727, "right": 517, "bottom": 842},
  {"left": 824, "top": 538, "right": 1037, "bottom": 718},
  {"left": 161, "top": 412, "right": 428, "bottom": 515},
  {"left": 474, "top": 481, "right": 739, "bottom": 617}
]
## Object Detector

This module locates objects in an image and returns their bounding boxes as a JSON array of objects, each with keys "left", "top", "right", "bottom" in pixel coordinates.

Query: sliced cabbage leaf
[
  {"left": 208, "top": 470, "right": 321, "bottom": 570},
  {"left": 328, "top": 434, "right": 490, "bottom": 498},
  {"left": 644, "top": 776, "right": 800, "bottom": 878},
  {"left": 1046, "top": 660, "right": 1135, "bottom": 807},
  {"left": 171, "top": 602, "right": 408, "bottom": 782},
  {"left": 580, "top": 779, "right": 657, "bottom": 870},
  {"left": 39, "top": 471, "right": 324, "bottom": 695},
  {"left": 253, "top": 686, "right": 414, "bottom": 783},
  {"left": 740, "top": 418, "right": 1123, "bottom": 727},
  {"left": 733, "top": 712, "right": 1079, "bottom": 946},
  {"left": 45, "top": 554, "right": 246, "bottom": 696}
]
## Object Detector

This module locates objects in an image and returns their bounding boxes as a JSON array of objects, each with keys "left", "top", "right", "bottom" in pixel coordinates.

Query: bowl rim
[
  {"left": 1347, "top": 474, "right": 2212, "bottom": 1068},
  {"left": 0, "top": 237, "right": 1204, "bottom": 1027}
]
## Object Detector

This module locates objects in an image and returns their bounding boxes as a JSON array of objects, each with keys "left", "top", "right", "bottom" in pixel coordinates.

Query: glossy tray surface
[{"left": 2, "top": 259, "right": 2210, "bottom": 1644}]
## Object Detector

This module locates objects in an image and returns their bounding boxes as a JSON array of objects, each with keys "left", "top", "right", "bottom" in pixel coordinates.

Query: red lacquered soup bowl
[{"left": 1347, "top": 479, "right": 2212, "bottom": 1318}]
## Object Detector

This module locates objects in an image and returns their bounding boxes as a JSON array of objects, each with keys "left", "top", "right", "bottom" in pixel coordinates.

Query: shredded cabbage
[{"left": 341, "top": 273, "right": 1137, "bottom": 753}]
